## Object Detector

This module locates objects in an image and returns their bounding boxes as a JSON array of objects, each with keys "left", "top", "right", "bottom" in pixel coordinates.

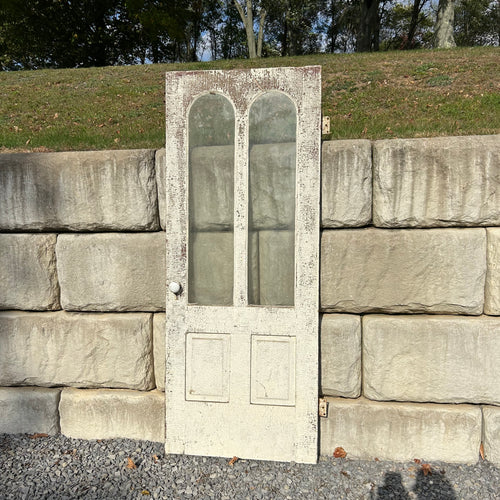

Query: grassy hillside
[{"left": 0, "top": 46, "right": 498, "bottom": 152}]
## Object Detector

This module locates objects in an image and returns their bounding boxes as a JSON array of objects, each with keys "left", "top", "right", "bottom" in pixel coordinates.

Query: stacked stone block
[
  {"left": 1, "top": 135, "right": 499, "bottom": 464},
  {"left": 0, "top": 150, "right": 165, "bottom": 441},
  {"left": 319, "top": 135, "right": 500, "bottom": 465}
]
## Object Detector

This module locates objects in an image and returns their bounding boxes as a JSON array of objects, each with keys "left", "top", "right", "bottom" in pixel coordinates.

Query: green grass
[{"left": 0, "top": 46, "right": 498, "bottom": 152}]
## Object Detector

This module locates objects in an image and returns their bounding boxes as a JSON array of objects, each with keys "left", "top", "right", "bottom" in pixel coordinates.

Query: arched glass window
[
  {"left": 188, "top": 94, "right": 235, "bottom": 305},
  {"left": 248, "top": 92, "right": 296, "bottom": 306}
]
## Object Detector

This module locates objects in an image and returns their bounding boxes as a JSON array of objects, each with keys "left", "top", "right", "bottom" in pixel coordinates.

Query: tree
[
  {"left": 434, "top": 0, "right": 456, "bottom": 47},
  {"left": 357, "top": 0, "right": 381, "bottom": 51},
  {"left": 381, "top": 0, "right": 433, "bottom": 50},
  {"left": 404, "top": 0, "right": 429, "bottom": 48},
  {"left": 265, "top": 0, "right": 325, "bottom": 56},
  {"left": 454, "top": 0, "right": 500, "bottom": 47},
  {"left": 231, "top": 0, "right": 267, "bottom": 57},
  {"left": 0, "top": 0, "right": 138, "bottom": 69},
  {"left": 321, "top": 0, "right": 359, "bottom": 53},
  {"left": 218, "top": 4, "right": 248, "bottom": 59}
]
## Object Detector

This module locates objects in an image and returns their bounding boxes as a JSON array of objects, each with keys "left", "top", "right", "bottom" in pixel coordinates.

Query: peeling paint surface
[{"left": 165, "top": 67, "right": 321, "bottom": 463}]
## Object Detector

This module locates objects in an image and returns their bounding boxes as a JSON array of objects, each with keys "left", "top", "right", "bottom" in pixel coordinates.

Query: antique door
[{"left": 165, "top": 67, "right": 321, "bottom": 463}]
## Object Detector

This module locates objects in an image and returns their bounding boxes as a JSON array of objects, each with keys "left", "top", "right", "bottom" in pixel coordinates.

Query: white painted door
[{"left": 164, "top": 67, "right": 321, "bottom": 463}]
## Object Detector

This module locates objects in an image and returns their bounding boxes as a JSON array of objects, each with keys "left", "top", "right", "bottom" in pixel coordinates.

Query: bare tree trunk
[
  {"left": 257, "top": 8, "right": 266, "bottom": 57},
  {"left": 434, "top": 0, "right": 456, "bottom": 48},
  {"left": 234, "top": 0, "right": 257, "bottom": 58},
  {"left": 403, "top": 0, "right": 425, "bottom": 49},
  {"left": 356, "top": 0, "right": 380, "bottom": 52}
]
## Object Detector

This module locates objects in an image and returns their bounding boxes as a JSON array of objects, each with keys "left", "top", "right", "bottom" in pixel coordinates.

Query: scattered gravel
[{"left": 1, "top": 434, "right": 499, "bottom": 499}]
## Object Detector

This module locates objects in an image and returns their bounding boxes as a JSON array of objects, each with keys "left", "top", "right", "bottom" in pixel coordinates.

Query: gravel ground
[{"left": 1, "top": 434, "right": 499, "bottom": 499}]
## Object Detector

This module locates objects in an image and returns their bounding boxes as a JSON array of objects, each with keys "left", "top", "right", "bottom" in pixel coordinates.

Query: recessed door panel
[
  {"left": 186, "top": 333, "right": 230, "bottom": 402},
  {"left": 165, "top": 67, "right": 321, "bottom": 463},
  {"left": 251, "top": 335, "right": 296, "bottom": 406}
]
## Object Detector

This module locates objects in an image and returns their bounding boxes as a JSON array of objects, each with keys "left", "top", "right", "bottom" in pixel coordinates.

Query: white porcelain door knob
[{"left": 169, "top": 282, "right": 181, "bottom": 295}]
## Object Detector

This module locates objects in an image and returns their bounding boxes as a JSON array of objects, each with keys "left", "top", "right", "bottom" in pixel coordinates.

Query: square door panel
[
  {"left": 186, "top": 333, "right": 230, "bottom": 402},
  {"left": 251, "top": 335, "right": 296, "bottom": 406}
]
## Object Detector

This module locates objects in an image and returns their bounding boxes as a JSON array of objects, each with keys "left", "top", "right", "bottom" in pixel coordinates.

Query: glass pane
[
  {"left": 248, "top": 92, "right": 296, "bottom": 306},
  {"left": 188, "top": 94, "right": 234, "bottom": 305}
]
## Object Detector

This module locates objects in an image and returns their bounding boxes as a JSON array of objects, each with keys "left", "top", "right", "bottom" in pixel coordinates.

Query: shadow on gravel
[
  {"left": 375, "top": 472, "right": 410, "bottom": 499},
  {"left": 413, "top": 468, "right": 456, "bottom": 499},
  {"left": 374, "top": 470, "right": 456, "bottom": 500}
]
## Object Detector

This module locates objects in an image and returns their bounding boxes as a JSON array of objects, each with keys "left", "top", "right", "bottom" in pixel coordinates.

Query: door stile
[
  {"left": 164, "top": 74, "right": 189, "bottom": 455},
  {"left": 290, "top": 69, "right": 322, "bottom": 463}
]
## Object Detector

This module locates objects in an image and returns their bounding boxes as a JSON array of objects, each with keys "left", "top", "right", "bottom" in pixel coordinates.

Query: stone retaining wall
[{"left": 1, "top": 136, "right": 499, "bottom": 465}]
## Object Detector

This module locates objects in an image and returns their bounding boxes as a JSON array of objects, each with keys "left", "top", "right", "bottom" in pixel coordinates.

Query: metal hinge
[
  {"left": 319, "top": 397, "right": 329, "bottom": 418},
  {"left": 322, "top": 116, "right": 331, "bottom": 135}
]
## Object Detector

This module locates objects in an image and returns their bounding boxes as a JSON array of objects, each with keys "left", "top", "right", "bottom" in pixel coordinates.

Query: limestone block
[
  {"left": 0, "top": 387, "right": 60, "bottom": 435},
  {"left": 321, "top": 228, "right": 486, "bottom": 314},
  {"left": 321, "top": 140, "right": 372, "bottom": 228},
  {"left": 483, "top": 406, "right": 500, "bottom": 465},
  {"left": 373, "top": 135, "right": 500, "bottom": 227},
  {"left": 320, "top": 314, "right": 361, "bottom": 398},
  {"left": 0, "top": 149, "right": 159, "bottom": 231},
  {"left": 363, "top": 315, "right": 500, "bottom": 404},
  {"left": 56, "top": 233, "right": 165, "bottom": 311},
  {"left": 59, "top": 388, "right": 165, "bottom": 442},
  {"left": 320, "top": 397, "right": 481, "bottom": 463},
  {"left": 155, "top": 149, "right": 166, "bottom": 230},
  {"left": 0, "top": 234, "right": 60, "bottom": 310},
  {"left": 0, "top": 311, "right": 154, "bottom": 390},
  {"left": 188, "top": 231, "right": 233, "bottom": 305},
  {"left": 153, "top": 313, "right": 166, "bottom": 391},
  {"left": 250, "top": 143, "right": 295, "bottom": 230},
  {"left": 486, "top": 228, "right": 500, "bottom": 314},
  {"left": 190, "top": 146, "right": 234, "bottom": 231}
]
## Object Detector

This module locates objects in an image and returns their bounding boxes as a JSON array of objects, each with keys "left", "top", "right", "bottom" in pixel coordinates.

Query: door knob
[{"left": 169, "top": 282, "right": 182, "bottom": 295}]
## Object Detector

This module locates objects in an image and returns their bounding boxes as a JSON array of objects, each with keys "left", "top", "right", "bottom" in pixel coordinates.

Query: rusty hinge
[
  {"left": 319, "top": 397, "right": 329, "bottom": 418},
  {"left": 322, "top": 116, "right": 331, "bottom": 135}
]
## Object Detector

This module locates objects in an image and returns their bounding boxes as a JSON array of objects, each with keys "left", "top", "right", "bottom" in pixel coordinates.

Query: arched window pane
[
  {"left": 248, "top": 92, "right": 296, "bottom": 306},
  {"left": 188, "top": 94, "right": 234, "bottom": 305}
]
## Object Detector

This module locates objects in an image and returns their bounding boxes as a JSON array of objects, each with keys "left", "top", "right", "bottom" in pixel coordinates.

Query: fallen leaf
[
  {"left": 374, "top": 457, "right": 380, "bottom": 462},
  {"left": 421, "top": 463, "right": 432, "bottom": 476},
  {"left": 126, "top": 457, "right": 137, "bottom": 469},
  {"left": 28, "top": 433, "right": 48, "bottom": 439},
  {"left": 480, "top": 443, "right": 485, "bottom": 460},
  {"left": 228, "top": 456, "right": 239, "bottom": 466},
  {"left": 141, "top": 490, "right": 150, "bottom": 496},
  {"left": 153, "top": 454, "right": 159, "bottom": 463},
  {"left": 414, "top": 458, "right": 421, "bottom": 464},
  {"left": 333, "top": 447, "right": 347, "bottom": 458}
]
